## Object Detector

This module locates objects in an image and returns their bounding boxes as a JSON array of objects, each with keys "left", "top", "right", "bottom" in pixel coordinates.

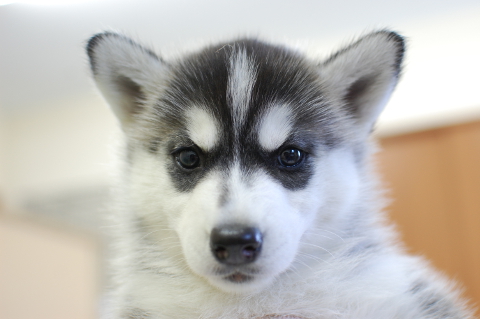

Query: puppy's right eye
[
  {"left": 175, "top": 148, "right": 200, "bottom": 169},
  {"left": 278, "top": 147, "right": 305, "bottom": 168}
]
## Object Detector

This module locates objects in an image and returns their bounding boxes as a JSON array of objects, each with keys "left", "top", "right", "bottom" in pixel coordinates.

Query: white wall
[
  {"left": 1, "top": 95, "right": 117, "bottom": 221},
  {"left": 377, "top": 8, "right": 480, "bottom": 136}
]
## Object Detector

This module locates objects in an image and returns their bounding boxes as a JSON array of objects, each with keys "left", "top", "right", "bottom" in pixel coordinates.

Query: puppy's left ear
[
  {"left": 86, "top": 32, "right": 169, "bottom": 128},
  {"left": 321, "top": 31, "right": 405, "bottom": 137}
]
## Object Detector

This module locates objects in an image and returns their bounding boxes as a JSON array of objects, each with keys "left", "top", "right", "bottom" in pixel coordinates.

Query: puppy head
[{"left": 87, "top": 31, "right": 404, "bottom": 293}]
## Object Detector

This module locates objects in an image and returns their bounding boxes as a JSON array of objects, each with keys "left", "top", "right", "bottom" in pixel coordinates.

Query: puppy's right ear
[
  {"left": 320, "top": 31, "right": 404, "bottom": 139},
  {"left": 86, "top": 32, "right": 168, "bottom": 127}
]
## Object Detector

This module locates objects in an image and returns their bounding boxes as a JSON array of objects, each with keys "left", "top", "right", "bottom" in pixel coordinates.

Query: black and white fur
[{"left": 87, "top": 31, "right": 473, "bottom": 318}]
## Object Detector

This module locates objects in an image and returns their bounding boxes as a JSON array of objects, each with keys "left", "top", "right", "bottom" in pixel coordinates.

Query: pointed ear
[
  {"left": 86, "top": 32, "right": 168, "bottom": 127},
  {"left": 321, "top": 31, "right": 405, "bottom": 137}
]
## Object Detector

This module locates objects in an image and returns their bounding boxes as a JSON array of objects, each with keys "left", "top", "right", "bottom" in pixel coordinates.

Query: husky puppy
[{"left": 87, "top": 30, "right": 473, "bottom": 318}]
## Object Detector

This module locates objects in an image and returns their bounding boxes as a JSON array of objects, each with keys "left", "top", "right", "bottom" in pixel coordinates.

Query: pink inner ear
[
  {"left": 113, "top": 75, "right": 145, "bottom": 114},
  {"left": 344, "top": 74, "right": 377, "bottom": 118}
]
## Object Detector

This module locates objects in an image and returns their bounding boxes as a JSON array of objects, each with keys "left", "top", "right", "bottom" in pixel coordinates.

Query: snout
[{"left": 210, "top": 225, "right": 263, "bottom": 265}]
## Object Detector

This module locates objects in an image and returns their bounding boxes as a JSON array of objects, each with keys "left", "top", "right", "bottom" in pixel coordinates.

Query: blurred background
[{"left": 0, "top": 0, "right": 479, "bottom": 318}]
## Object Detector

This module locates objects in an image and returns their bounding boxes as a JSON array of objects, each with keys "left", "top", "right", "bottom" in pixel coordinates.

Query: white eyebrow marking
[
  {"left": 227, "top": 48, "right": 257, "bottom": 136},
  {"left": 186, "top": 106, "right": 219, "bottom": 151},
  {"left": 258, "top": 104, "right": 293, "bottom": 151}
]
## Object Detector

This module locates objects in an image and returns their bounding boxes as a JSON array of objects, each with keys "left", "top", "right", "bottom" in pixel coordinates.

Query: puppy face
[{"left": 87, "top": 32, "right": 403, "bottom": 293}]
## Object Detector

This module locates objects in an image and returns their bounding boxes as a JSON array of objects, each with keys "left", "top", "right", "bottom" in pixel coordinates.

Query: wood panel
[{"left": 377, "top": 120, "right": 480, "bottom": 315}]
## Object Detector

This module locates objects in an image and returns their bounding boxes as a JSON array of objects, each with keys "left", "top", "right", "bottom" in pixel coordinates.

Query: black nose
[{"left": 210, "top": 225, "right": 263, "bottom": 265}]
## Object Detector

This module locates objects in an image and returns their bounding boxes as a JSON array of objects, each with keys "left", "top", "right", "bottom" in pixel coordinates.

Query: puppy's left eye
[
  {"left": 175, "top": 148, "right": 201, "bottom": 169},
  {"left": 278, "top": 148, "right": 305, "bottom": 168}
]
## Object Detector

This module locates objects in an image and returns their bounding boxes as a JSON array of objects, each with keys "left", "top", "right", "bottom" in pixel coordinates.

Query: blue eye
[
  {"left": 176, "top": 148, "right": 200, "bottom": 169},
  {"left": 278, "top": 148, "right": 305, "bottom": 167}
]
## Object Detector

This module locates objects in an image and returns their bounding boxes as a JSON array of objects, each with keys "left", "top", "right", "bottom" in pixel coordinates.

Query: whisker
[
  {"left": 299, "top": 242, "right": 335, "bottom": 258},
  {"left": 297, "top": 252, "right": 331, "bottom": 265}
]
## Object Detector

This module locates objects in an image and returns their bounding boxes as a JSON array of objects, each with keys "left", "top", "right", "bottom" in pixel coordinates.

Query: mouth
[
  {"left": 207, "top": 267, "right": 273, "bottom": 293},
  {"left": 224, "top": 272, "right": 253, "bottom": 283}
]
